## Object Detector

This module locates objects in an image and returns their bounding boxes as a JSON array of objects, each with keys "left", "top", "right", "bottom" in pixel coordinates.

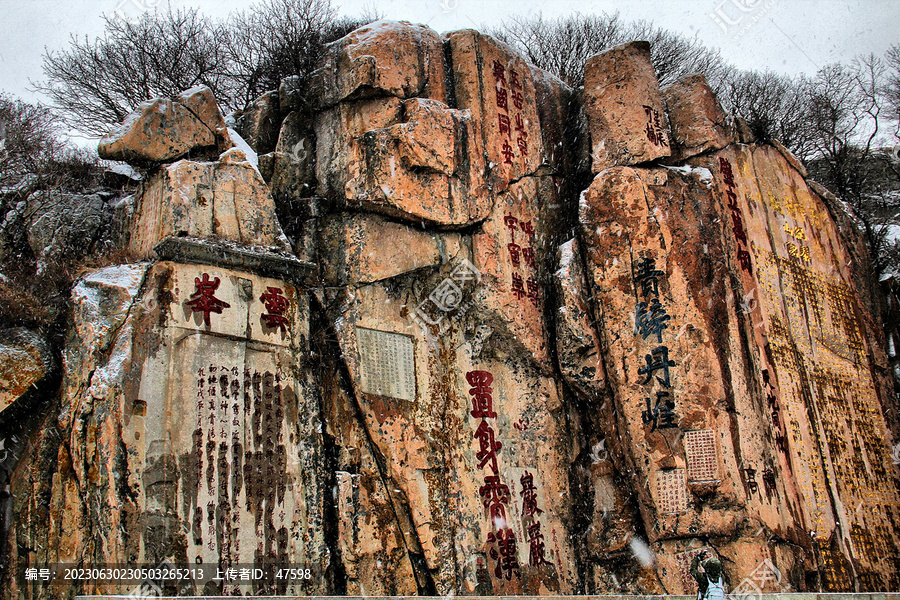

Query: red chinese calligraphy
[
  {"left": 474, "top": 420, "right": 502, "bottom": 473},
  {"left": 498, "top": 113, "right": 511, "bottom": 135},
  {"left": 507, "top": 242, "right": 521, "bottom": 266},
  {"left": 501, "top": 139, "right": 514, "bottom": 164},
  {"left": 260, "top": 286, "right": 289, "bottom": 332},
  {"left": 186, "top": 273, "right": 230, "bottom": 326},
  {"left": 466, "top": 370, "right": 496, "bottom": 419},
  {"left": 480, "top": 475, "right": 511, "bottom": 525},
  {"left": 520, "top": 471, "right": 543, "bottom": 517},
  {"left": 487, "top": 528, "right": 521, "bottom": 580},
  {"left": 511, "top": 273, "right": 526, "bottom": 300},
  {"left": 492, "top": 60, "right": 506, "bottom": 84}
]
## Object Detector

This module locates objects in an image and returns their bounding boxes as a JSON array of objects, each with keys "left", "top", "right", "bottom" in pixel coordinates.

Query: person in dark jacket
[{"left": 691, "top": 550, "right": 728, "bottom": 600}]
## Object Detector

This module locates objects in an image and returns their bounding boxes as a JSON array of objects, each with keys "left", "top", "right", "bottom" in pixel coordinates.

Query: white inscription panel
[{"left": 356, "top": 327, "right": 416, "bottom": 401}]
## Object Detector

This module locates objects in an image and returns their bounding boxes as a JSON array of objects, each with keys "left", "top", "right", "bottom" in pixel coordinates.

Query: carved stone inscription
[
  {"left": 357, "top": 327, "right": 416, "bottom": 401},
  {"left": 684, "top": 429, "right": 718, "bottom": 482}
]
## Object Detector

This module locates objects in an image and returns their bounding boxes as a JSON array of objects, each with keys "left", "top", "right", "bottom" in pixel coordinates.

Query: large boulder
[
  {"left": 583, "top": 41, "right": 671, "bottom": 172},
  {"left": 311, "top": 20, "right": 447, "bottom": 108},
  {"left": 124, "top": 149, "right": 291, "bottom": 258},
  {"left": 662, "top": 74, "right": 734, "bottom": 161},
  {"left": 99, "top": 96, "right": 219, "bottom": 164}
]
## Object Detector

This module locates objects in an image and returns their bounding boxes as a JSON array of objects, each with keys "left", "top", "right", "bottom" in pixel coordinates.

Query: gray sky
[{"left": 1, "top": 0, "right": 898, "bottom": 108}]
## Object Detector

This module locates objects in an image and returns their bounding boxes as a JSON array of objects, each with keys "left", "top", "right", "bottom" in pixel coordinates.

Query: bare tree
[
  {"left": 0, "top": 94, "right": 61, "bottom": 192},
  {"left": 226, "top": 0, "right": 374, "bottom": 107},
  {"left": 804, "top": 54, "right": 900, "bottom": 277},
  {"left": 35, "top": 7, "right": 234, "bottom": 136},
  {"left": 492, "top": 12, "right": 726, "bottom": 89},
  {"left": 717, "top": 69, "right": 815, "bottom": 157}
]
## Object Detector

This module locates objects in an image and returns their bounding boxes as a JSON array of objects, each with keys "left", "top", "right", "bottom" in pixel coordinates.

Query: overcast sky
[{"left": 1, "top": 0, "right": 898, "bottom": 108}]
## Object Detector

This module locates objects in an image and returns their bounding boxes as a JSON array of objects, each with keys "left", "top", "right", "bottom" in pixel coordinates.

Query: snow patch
[
  {"left": 224, "top": 128, "right": 260, "bottom": 173},
  {"left": 663, "top": 164, "right": 713, "bottom": 185}
]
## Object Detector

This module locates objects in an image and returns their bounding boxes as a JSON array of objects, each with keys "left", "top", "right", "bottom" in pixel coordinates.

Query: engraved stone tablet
[
  {"left": 684, "top": 429, "right": 719, "bottom": 482},
  {"left": 356, "top": 327, "right": 416, "bottom": 401},
  {"left": 657, "top": 468, "right": 688, "bottom": 513}
]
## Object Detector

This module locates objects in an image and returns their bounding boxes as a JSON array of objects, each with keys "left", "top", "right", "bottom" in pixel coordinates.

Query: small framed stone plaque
[
  {"left": 657, "top": 468, "right": 688, "bottom": 514},
  {"left": 684, "top": 429, "right": 719, "bottom": 482},
  {"left": 356, "top": 327, "right": 416, "bottom": 401}
]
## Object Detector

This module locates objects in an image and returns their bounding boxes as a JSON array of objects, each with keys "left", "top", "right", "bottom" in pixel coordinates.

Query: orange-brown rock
[
  {"left": 445, "top": 30, "right": 549, "bottom": 186},
  {"left": 317, "top": 212, "right": 462, "bottom": 285},
  {"left": 0, "top": 328, "right": 52, "bottom": 414},
  {"left": 177, "top": 85, "right": 226, "bottom": 134},
  {"left": 318, "top": 95, "right": 490, "bottom": 225},
  {"left": 124, "top": 150, "right": 290, "bottom": 258},
  {"left": 583, "top": 41, "right": 671, "bottom": 172},
  {"left": 312, "top": 20, "right": 446, "bottom": 108},
  {"left": 99, "top": 97, "right": 217, "bottom": 163},
  {"left": 662, "top": 74, "right": 734, "bottom": 161},
  {"left": 553, "top": 238, "right": 606, "bottom": 398},
  {"left": 5, "top": 20, "right": 900, "bottom": 600}
]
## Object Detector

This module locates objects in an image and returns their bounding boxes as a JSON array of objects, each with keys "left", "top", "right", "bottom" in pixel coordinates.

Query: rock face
[
  {"left": 4, "top": 20, "right": 900, "bottom": 600},
  {"left": 0, "top": 328, "right": 53, "bottom": 415},
  {"left": 583, "top": 41, "right": 671, "bottom": 172},
  {"left": 123, "top": 149, "right": 291, "bottom": 258},
  {"left": 99, "top": 92, "right": 223, "bottom": 163}
]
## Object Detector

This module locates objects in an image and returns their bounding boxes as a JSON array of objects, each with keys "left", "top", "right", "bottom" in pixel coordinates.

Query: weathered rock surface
[
  {"left": 311, "top": 20, "right": 447, "bottom": 108},
  {"left": 99, "top": 97, "right": 218, "bottom": 163},
  {"left": 317, "top": 212, "right": 462, "bottom": 285},
  {"left": 125, "top": 150, "right": 290, "bottom": 257},
  {"left": 0, "top": 327, "right": 53, "bottom": 414},
  {"left": 445, "top": 30, "right": 557, "bottom": 186},
  {"left": 317, "top": 95, "right": 490, "bottom": 225},
  {"left": 583, "top": 41, "right": 671, "bottom": 172},
  {"left": 4, "top": 19, "right": 900, "bottom": 600},
  {"left": 21, "top": 191, "right": 105, "bottom": 271},
  {"left": 235, "top": 90, "right": 281, "bottom": 155},
  {"left": 662, "top": 74, "right": 734, "bottom": 161}
]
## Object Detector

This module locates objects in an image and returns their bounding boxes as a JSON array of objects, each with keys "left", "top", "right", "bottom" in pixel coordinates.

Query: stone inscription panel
[
  {"left": 684, "top": 429, "right": 718, "bottom": 482},
  {"left": 657, "top": 468, "right": 688, "bottom": 514},
  {"left": 357, "top": 327, "right": 416, "bottom": 401}
]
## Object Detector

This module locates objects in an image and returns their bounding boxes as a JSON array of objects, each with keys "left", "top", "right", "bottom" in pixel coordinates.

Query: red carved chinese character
[
  {"left": 527, "top": 521, "right": 552, "bottom": 566},
  {"left": 501, "top": 139, "right": 514, "bottom": 164},
  {"left": 519, "top": 220, "right": 535, "bottom": 241},
  {"left": 522, "top": 247, "right": 535, "bottom": 268},
  {"left": 498, "top": 113, "right": 511, "bottom": 135},
  {"left": 726, "top": 188, "right": 739, "bottom": 209},
  {"left": 511, "top": 273, "right": 526, "bottom": 299},
  {"left": 731, "top": 213, "right": 748, "bottom": 244},
  {"left": 511, "top": 89, "right": 524, "bottom": 110},
  {"left": 737, "top": 248, "right": 753, "bottom": 274},
  {"left": 480, "top": 475, "right": 510, "bottom": 524},
  {"left": 719, "top": 157, "right": 735, "bottom": 187},
  {"left": 488, "top": 528, "right": 521, "bottom": 580},
  {"left": 492, "top": 60, "right": 506, "bottom": 84},
  {"left": 467, "top": 370, "right": 496, "bottom": 419},
  {"left": 474, "top": 420, "right": 502, "bottom": 473},
  {"left": 514, "top": 113, "right": 526, "bottom": 133},
  {"left": 260, "top": 286, "right": 289, "bottom": 332},
  {"left": 527, "top": 277, "right": 540, "bottom": 306},
  {"left": 645, "top": 121, "right": 659, "bottom": 146},
  {"left": 495, "top": 83, "right": 508, "bottom": 111},
  {"left": 507, "top": 242, "right": 521, "bottom": 266},
  {"left": 503, "top": 214, "right": 518, "bottom": 239},
  {"left": 186, "top": 273, "right": 230, "bottom": 326},
  {"left": 509, "top": 69, "right": 521, "bottom": 89},
  {"left": 520, "top": 471, "right": 543, "bottom": 517},
  {"left": 517, "top": 135, "right": 528, "bottom": 156}
]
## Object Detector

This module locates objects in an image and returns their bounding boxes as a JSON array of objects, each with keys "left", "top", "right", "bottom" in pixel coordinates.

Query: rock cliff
[{"left": 2, "top": 20, "right": 899, "bottom": 598}]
